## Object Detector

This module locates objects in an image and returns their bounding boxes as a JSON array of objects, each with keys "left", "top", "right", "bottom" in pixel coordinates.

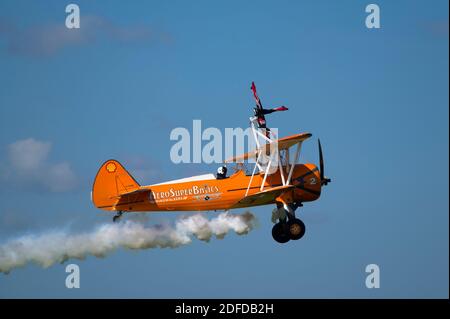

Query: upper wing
[
  {"left": 225, "top": 132, "right": 312, "bottom": 163},
  {"left": 224, "top": 149, "right": 258, "bottom": 163},
  {"left": 277, "top": 132, "right": 312, "bottom": 150},
  {"left": 229, "top": 185, "right": 294, "bottom": 209}
]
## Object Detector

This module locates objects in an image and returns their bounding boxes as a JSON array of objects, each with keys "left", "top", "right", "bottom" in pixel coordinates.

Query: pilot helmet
[{"left": 217, "top": 166, "right": 227, "bottom": 175}]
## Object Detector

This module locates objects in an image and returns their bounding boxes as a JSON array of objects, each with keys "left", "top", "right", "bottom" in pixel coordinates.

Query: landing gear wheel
[
  {"left": 288, "top": 218, "right": 306, "bottom": 240},
  {"left": 272, "top": 222, "right": 290, "bottom": 243}
]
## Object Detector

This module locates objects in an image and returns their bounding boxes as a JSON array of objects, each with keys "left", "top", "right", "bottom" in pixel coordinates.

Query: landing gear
[
  {"left": 113, "top": 211, "right": 123, "bottom": 223},
  {"left": 272, "top": 222, "right": 290, "bottom": 243},
  {"left": 287, "top": 218, "right": 306, "bottom": 240},
  {"left": 271, "top": 202, "right": 306, "bottom": 243}
]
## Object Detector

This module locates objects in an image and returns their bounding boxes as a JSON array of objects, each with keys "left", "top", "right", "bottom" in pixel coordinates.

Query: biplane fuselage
[{"left": 92, "top": 161, "right": 321, "bottom": 213}]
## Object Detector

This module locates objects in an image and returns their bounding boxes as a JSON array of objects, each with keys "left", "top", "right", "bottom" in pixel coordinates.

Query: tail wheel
[
  {"left": 113, "top": 211, "right": 123, "bottom": 223},
  {"left": 272, "top": 223, "right": 290, "bottom": 244},
  {"left": 288, "top": 218, "right": 306, "bottom": 240}
]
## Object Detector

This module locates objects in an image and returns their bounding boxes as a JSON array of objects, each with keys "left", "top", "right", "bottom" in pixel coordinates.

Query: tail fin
[{"left": 91, "top": 160, "right": 140, "bottom": 211}]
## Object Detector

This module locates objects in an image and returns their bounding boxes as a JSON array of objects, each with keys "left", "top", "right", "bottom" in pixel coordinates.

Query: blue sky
[{"left": 0, "top": 0, "right": 448, "bottom": 298}]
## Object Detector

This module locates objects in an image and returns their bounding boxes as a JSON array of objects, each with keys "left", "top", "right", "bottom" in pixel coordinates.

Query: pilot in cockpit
[{"left": 216, "top": 166, "right": 228, "bottom": 179}]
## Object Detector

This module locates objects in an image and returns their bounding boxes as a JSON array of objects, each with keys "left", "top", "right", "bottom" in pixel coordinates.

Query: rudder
[{"left": 92, "top": 160, "right": 140, "bottom": 211}]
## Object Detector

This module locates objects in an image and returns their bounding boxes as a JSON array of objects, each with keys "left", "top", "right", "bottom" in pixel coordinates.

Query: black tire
[
  {"left": 288, "top": 218, "right": 306, "bottom": 240},
  {"left": 272, "top": 223, "right": 290, "bottom": 243},
  {"left": 113, "top": 215, "right": 120, "bottom": 223}
]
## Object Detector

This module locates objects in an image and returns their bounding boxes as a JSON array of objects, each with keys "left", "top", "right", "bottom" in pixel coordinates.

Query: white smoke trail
[{"left": 0, "top": 212, "right": 257, "bottom": 274}]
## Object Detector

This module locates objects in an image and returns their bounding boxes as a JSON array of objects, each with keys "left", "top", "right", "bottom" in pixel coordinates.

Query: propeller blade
[
  {"left": 318, "top": 139, "right": 331, "bottom": 185},
  {"left": 318, "top": 139, "right": 324, "bottom": 180}
]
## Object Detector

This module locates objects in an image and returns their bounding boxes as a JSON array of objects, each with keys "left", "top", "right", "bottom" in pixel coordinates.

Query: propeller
[{"left": 318, "top": 139, "right": 331, "bottom": 186}]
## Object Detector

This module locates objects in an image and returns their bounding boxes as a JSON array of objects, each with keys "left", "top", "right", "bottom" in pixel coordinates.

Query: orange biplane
[{"left": 92, "top": 82, "right": 331, "bottom": 243}]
